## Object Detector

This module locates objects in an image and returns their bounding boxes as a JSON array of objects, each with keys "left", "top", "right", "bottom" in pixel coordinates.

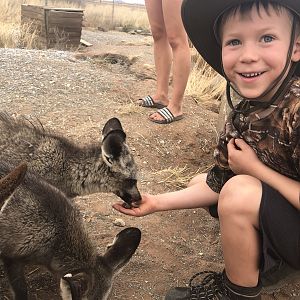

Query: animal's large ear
[
  {"left": 0, "top": 162, "right": 27, "bottom": 205},
  {"left": 103, "top": 227, "right": 141, "bottom": 273},
  {"left": 102, "top": 118, "right": 126, "bottom": 142},
  {"left": 60, "top": 273, "right": 89, "bottom": 300},
  {"left": 101, "top": 118, "right": 127, "bottom": 166}
]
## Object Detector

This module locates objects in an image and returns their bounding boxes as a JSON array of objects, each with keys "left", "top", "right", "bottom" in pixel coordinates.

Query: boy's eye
[
  {"left": 228, "top": 39, "right": 240, "bottom": 46},
  {"left": 262, "top": 35, "right": 274, "bottom": 43}
]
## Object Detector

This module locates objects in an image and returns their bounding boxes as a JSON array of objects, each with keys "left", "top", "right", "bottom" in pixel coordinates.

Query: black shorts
[
  {"left": 208, "top": 182, "right": 300, "bottom": 272},
  {"left": 259, "top": 182, "right": 300, "bottom": 273}
]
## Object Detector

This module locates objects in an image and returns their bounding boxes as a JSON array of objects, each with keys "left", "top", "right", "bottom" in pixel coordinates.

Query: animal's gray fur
[
  {"left": 0, "top": 162, "right": 141, "bottom": 300},
  {"left": 0, "top": 112, "right": 141, "bottom": 206},
  {"left": 0, "top": 162, "right": 27, "bottom": 204}
]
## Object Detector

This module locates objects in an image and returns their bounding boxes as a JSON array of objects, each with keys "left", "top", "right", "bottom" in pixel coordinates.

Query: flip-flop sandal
[
  {"left": 149, "top": 107, "right": 184, "bottom": 124},
  {"left": 138, "top": 95, "right": 166, "bottom": 109}
]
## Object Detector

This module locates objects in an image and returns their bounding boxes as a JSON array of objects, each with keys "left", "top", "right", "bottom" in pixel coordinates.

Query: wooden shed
[{"left": 21, "top": 4, "right": 84, "bottom": 49}]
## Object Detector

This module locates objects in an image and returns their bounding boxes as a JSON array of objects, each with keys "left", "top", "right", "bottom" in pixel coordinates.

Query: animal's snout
[{"left": 115, "top": 188, "right": 141, "bottom": 206}]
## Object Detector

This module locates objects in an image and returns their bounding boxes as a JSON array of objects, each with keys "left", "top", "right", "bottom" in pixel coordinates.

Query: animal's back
[
  {"left": 0, "top": 162, "right": 93, "bottom": 265},
  {"left": 0, "top": 112, "right": 74, "bottom": 179},
  {"left": 0, "top": 112, "right": 49, "bottom": 164}
]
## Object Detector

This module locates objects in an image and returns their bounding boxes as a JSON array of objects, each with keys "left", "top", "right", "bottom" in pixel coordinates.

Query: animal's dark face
[
  {"left": 60, "top": 271, "right": 111, "bottom": 300},
  {"left": 101, "top": 118, "right": 141, "bottom": 207},
  {"left": 114, "top": 178, "right": 141, "bottom": 207},
  {"left": 60, "top": 228, "right": 141, "bottom": 300},
  {"left": 108, "top": 151, "right": 141, "bottom": 207}
]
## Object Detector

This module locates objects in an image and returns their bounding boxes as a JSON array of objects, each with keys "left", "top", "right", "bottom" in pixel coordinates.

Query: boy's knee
[{"left": 218, "top": 175, "right": 262, "bottom": 216}]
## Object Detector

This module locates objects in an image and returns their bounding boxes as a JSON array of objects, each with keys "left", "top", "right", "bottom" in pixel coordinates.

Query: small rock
[{"left": 113, "top": 218, "right": 126, "bottom": 227}]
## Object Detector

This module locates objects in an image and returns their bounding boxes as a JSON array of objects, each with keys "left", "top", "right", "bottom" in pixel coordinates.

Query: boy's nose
[{"left": 239, "top": 44, "right": 259, "bottom": 63}]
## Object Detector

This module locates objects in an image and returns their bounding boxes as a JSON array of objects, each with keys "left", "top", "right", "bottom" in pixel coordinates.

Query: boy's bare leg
[
  {"left": 149, "top": 0, "right": 191, "bottom": 121},
  {"left": 219, "top": 175, "right": 262, "bottom": 287},
  {"left": 144, "top": 0, "right": 171, "bottom": 106}
]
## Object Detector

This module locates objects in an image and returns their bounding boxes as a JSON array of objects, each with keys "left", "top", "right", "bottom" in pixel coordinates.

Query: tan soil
[{"left": 0, "top": 29, "right": 298, "bottom": 300}]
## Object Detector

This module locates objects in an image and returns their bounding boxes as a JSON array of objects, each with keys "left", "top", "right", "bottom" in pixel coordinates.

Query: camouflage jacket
[{"left": 206, "top": 77, "right": 300, "bottom": 193}]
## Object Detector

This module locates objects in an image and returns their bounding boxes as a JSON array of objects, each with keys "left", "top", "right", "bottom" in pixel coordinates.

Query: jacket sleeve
[
  {"left": 291, "top": 102, "right": 300, "bottom": 179},
  {"left": 206, "top": 164, "right": 235, "bottom": 194}
]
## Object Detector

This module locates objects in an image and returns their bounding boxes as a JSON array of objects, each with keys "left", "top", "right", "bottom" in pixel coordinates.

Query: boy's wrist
[{"left": 152, "top": 195, "right": 163, "bottom": 212}]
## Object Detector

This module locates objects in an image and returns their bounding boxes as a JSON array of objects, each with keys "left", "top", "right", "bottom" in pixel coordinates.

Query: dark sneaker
[{"left": 165, "top": 271, "right": 261, "bottom": 300}]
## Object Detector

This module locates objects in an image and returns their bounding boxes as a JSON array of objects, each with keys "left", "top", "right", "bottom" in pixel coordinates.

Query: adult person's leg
[
  {"left": 142, "top": 0, "right": 171, "bottom": 107},
  {"left": 149, "top": 0, "right": 191, "bottom": 122}
]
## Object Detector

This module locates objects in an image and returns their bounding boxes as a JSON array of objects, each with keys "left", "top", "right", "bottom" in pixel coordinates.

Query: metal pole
[{"left": 112, "top": 0, "right": 115, "bottom": 28}]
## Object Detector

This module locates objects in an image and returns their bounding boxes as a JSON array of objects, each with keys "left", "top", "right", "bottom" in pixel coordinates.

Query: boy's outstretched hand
[
  {"left": 227, "top": 138, "right": 263, "bottom": 176},
  {"left": 112, "top": 193, "right": 157, "bottom": 217}
]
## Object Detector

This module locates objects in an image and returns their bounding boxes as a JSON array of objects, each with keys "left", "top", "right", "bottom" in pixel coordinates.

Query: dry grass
[
  {"left": 153, "top": 165, "right": 194, "bottom": 189},
  {"left": 186, "top": 51, "right": 226, "bottom": 102},
  {"left": 154, "top": 162, "right": 215, "bottom": 189},
  {"left": 84, "top": 3, "right": 149, "bottom": 31},
  {"left": 0, "top": 0, "right": 148, "bottom": 48}
]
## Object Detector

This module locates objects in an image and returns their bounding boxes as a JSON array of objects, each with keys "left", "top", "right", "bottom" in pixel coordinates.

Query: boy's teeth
[{"left": 242, "top": 72, "right": 261, "bottom": 77}]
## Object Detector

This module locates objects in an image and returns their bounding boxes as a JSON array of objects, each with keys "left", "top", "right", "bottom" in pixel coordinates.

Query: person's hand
[
  {"left": 112, "top": 193, "right": 157, "bottom": 217},
  {"left": 227, "top": 138, "right": 263, "bottom": 176}
]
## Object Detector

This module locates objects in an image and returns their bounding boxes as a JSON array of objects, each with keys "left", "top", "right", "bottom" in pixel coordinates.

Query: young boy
[{"left": 113, "top": 0, "right": 300, "bottom": 299}]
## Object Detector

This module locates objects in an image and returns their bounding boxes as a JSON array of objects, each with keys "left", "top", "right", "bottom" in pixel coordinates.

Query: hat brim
[{"left": 181, "top": 0, "right": 300, "bottom": 77}]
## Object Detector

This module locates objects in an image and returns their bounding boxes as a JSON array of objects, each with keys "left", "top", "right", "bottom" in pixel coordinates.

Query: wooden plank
[
  {"left": 21, "top": 5, "right": 44, "bottom": 15},
  {"left": 21, "top": 13, "right": 44, "bottom": 21},
  {"left": 47, "top": 22, "right": 83, "bottom": 30},
  {"left": 46, "top": 32, "right": 81, "bottom": 38},
  {"left": 47, "top": 10, "right": 83, "bottom": 19},
  {"left": 44, "top": 7, "right": 84, "bottom": 12},
  {"left": 21, "top": 8, "right": 44, "bottom": 17},
  {"left": 21, "top": 5, "right": 45, "bottom": 23},
  {"left": 47, "top": 16, "right": 83, "bottom": 25},
  {"left": 47, "top": 26, "right": 81, "bottom": 32}
]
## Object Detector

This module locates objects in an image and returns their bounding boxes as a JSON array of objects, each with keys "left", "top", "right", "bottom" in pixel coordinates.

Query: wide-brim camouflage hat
[{"left": 181, "top": 0, "right": 300, "bottom": 77}]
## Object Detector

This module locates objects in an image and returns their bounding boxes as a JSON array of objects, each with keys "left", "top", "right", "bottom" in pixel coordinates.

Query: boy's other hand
[
  {"left": 112, "top": 193, "right": 156, "bottom": 217},
  {"left": 227, "top": 138, "right": 262, "bottom": 175}
]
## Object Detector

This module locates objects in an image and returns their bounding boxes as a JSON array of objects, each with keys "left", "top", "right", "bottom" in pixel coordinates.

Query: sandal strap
[
  {"left": 156, "top": 107, "right": 174, "bottom": 123},
  {"left": 142, "top": 95, "right": 154, "bottom": 106}
]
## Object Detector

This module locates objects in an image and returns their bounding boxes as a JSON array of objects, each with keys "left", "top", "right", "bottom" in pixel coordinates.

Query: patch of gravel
[
  {"left": 0, "top": 46, "right": 138, "bottom": 127},
  {"left": 81, "top": 29, "right": 152, "bottom": 46},
  {"left": 0, "top": 47, "right": 106, "bottom": 107}
]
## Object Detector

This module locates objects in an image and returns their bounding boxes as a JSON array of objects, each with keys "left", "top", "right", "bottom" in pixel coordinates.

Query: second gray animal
[{"left": 0, "top": 113, "right": 141, "bottom": 207}]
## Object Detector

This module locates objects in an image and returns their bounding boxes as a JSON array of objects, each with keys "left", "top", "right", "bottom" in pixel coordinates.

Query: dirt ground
[{"left": 0, "top": 29, "right": 299, "bottom": 299}]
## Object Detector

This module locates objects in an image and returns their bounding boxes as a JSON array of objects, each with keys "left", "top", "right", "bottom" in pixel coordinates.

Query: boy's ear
[{"left": 291, "top": 35, "right": 300, "bottom": 62}]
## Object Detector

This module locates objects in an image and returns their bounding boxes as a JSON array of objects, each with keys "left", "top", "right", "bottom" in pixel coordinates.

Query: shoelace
[{"left": 189, "top": 271, "right": 229, "bottom": 300}]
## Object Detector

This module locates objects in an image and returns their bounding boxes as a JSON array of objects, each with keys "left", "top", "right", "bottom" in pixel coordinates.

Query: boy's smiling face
[{"left": 221, "top": 5, "right": 300, "bottom": 100}]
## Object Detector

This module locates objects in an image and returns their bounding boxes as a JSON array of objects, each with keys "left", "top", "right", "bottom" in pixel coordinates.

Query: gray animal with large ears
[
  {"left": 0, "top": 112, "right": 141, "bottom": 207},
  {"left": 0, "top": 162, "right": 141, "bottom": 300}
]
